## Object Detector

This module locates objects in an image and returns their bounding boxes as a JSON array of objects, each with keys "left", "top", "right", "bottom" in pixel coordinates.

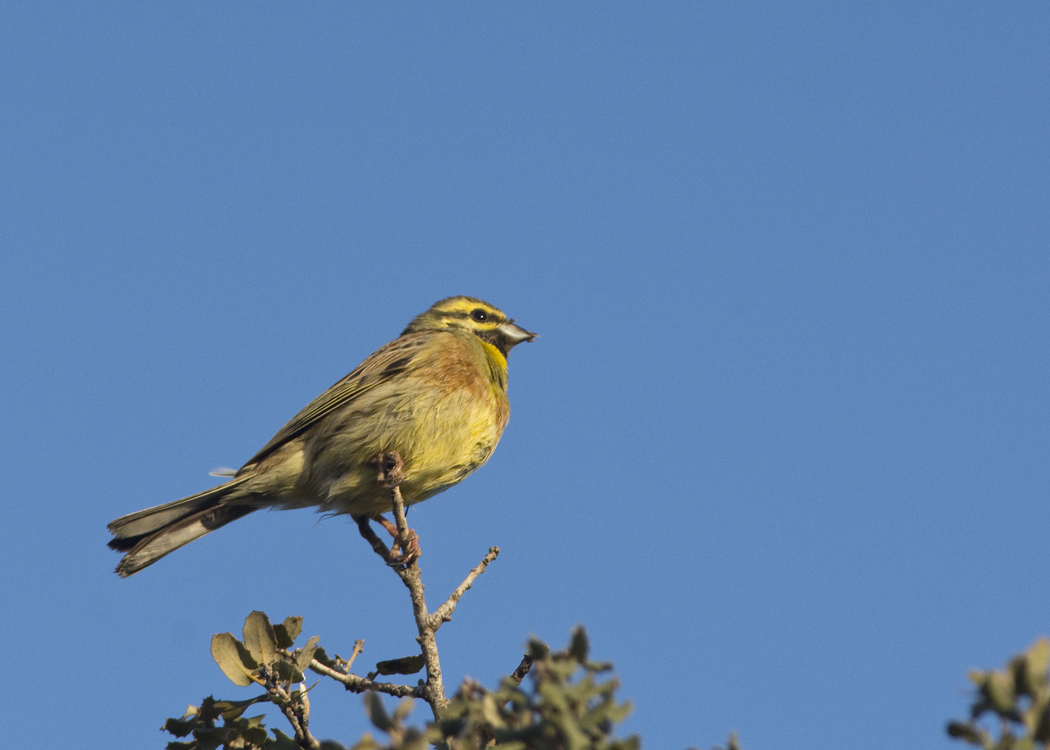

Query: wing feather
[{"left": 241, "top": 333, "right": 432, "bottom": 468}]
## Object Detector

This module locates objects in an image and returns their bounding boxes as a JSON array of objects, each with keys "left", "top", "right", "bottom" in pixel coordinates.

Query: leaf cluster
[
  {"left": 947, "top": 638, "right": 1050, "bottom": 750},
  {"left": 163, "top": 696, "right": 300, "bottom": 750},
  {"left": 210, "top": 612, "right": 320, "bottom": 688},
  {"left": 164, "top": 612, "right": 324, "bottom": 750},
  {"left": 162, "top": 615, "right": 641, "bottom": 750},
  {"left": 352, "top": 626, "right": 639, "bottom": 750}
]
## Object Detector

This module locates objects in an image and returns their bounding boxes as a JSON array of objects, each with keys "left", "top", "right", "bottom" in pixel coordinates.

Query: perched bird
[{"left": 107, "top": 296, "right": 536, "bottom": 577}]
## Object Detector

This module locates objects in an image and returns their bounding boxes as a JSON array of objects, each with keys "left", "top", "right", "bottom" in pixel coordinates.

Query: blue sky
[{"left": 2, "top": 3, "right": 1048, "bottom": 749}]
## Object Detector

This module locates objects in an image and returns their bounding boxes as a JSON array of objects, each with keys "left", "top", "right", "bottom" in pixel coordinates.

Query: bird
[{"left": 107, "top": 296, "right": 536, "bottom": 577}]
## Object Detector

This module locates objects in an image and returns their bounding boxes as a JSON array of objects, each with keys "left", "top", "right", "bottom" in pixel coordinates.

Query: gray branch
[
  {"left": 352, "top": 450, "right": 502, "bottom": 720},
  {"left": 428, "top": 546, "right": 501, "bottom": 631}
]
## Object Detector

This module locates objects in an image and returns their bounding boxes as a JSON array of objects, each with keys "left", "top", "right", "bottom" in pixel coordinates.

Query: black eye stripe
[{"left": 440, "top": 308, "right": 503, "bottom": 322}]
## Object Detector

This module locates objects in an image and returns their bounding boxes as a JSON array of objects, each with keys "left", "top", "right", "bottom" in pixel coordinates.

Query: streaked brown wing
[{"left": 241, "top": 332, "right": 431, "bottom": 468}]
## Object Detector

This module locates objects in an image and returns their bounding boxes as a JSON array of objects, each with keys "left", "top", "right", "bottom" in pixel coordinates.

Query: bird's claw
[{"left": 372, "top": 514, "right": 420, "bottom": 566}]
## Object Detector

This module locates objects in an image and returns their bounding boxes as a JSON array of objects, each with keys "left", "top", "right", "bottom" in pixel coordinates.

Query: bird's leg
[
  {"left": 368, "top": 451, "right": 421, "bottom": 565},
  {"left": 354, "top": 513, "right": 392, "bottom": 560},
  {"left": 370, "top": 514, "right": 420, "bottom": 564}
]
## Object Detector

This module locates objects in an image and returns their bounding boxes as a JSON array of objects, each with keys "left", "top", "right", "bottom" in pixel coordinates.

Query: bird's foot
[
  {"left": 373, "top": 514, "right": 421, "bottom": 566},
  {"left": 367, "top": 451, "right": 419, "bottom": 565}
]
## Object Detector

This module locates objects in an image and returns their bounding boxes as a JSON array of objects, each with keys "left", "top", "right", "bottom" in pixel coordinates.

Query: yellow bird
[{"left": 107, "top": 296, "right": 535, "bottom": 576}]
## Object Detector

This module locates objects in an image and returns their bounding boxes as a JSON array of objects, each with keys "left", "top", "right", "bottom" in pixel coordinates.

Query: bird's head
[{"left": 404, "top": 296, "right": 537, "bottom": 357}]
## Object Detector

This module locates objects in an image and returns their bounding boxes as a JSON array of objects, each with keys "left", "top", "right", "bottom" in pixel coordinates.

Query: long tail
[{"left": 107, "top": 476, "right": 256, "bottom": 577}]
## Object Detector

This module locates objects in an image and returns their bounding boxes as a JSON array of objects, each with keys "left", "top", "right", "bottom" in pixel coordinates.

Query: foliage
[
  {"left": 162, "top": 695, "right": 298, "bottom": 750},
  {"left": 163, "top": 612, "right": 324, "bottom": 750},
  {"left": 158, "top": 609, "right": 1050, "bottom": 750},
  {"left": 420, "top": 627, "right": 636, "bottom": 750},
  {"left": 947, "top": 638, "right": 1050, "bottom": 750},
  {"left": 161, "top": 613, "right": 641, "bottom": 750}
]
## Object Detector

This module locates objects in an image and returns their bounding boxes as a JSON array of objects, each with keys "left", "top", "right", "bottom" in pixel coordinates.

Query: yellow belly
[{"left": 301, "top": 337, "right": 509, "bottom": 515}]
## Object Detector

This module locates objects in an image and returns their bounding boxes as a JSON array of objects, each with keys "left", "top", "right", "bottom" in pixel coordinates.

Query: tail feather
[{"left": 108, "top": 477, "right": 256, "bottom": 577}]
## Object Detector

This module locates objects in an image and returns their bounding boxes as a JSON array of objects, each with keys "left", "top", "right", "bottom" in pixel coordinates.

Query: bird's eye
[{"left": 470, "top": 308, "right": 490, "bottom": 322}]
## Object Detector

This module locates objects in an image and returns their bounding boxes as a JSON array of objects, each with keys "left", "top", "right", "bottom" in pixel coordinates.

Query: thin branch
[
  {"left": 355, "top": 449, "right": 503, "bottom": 720},
  {"left": 510, "top": 653, "right": 535, "bottom": 685},
  {"left": 388, "top": 481, "right": 448, "bottom": 716},
  {"left": 308, "top": 657, "right": 423, "bottom": 699},
  {"left": 274, "top": 690, "right": 319, "bottom": 750},
  {"left": 258, "top": 670, "right": 321, "bottom": 750},
  {"left": 428, "top": 546, "right": 500, "bottom": 631},
  {"left": 344, "top": 638, "right": 365, "bottom": 672}
]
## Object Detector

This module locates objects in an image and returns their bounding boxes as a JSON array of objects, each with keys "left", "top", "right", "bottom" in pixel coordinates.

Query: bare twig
[
  {"left": 273, "top": 686, "right": 319, "bottom": 750},
  {"left": 510, "top": 653, "right": 535, "bottom": 685},
  {"left": 428, "top": 546, "right": 500, "bottom": 630},
  {"left": 344, "top": 638, "right": 365, "bottom": 672},
  {"left": 389, "top": 481, "right": 448, "bottom": 715}
]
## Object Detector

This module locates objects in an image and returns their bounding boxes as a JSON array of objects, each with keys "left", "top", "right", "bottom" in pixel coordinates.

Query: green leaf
[
  {"left": 162, "top": 717, "right": 197, "bottom": 738},
  {"left": 212, "top": 695, "right": 271, "bottom": 721},
  {"left": 969, "top": 697, "right": 991, "bottom": 721},
  {"left": 273, "top": 658, "right": 305, "bottom": 684},
  {"left": 392, "top": 698, "right": 416, "bottom": 724},
  {"left": 398, "top": 728, "right": 429, "bottom": 750},
  {"left": 274, "top": 616, "right": 304, "bottom": 649},
  {"left": 1024, "top": 638, "right": 1050, "bottom": 692},
  {"left": 312, "top": 645, "right": 336, "bottom": 668},
  {"left": 374, "top": 654, "right": 426, "bottom": 676},
  {"left": 296, "top": 635, "right": 321, "bottom": 673},
  {"left": 211, "top": 632, "right": 259, "bottom": 687},
  {"left": 601, "top": 698, "right": 633, "bottom": 725},
  {"left": 481, "top": 693, "right": 505, "bottom": 728},
  {"left": 242, "top": 724, "right": 269, "bottom": 748},
  {"left": 568, "top": 626, "right": 589, "bottom": 663},
  {"left": 243, "top": 611, "right": 277, "bottom": 666},
  {"left": 986, "top": 671, "right": 1016, "bottom": 714},
  {"left": 526, "top": 638, "right": 551, "bottom": 661},
  {"left": 1033, "top": 700, "right": 1050, "bottom": 742},
  {"left": 350, "top": 733, "right": 382, "bottom": 750},
  {"left": 196, "top": 696, "right": 224, "bottom": 724},
  {"left": 364, "top": 692, "right": 394, "bottom": 732},
  {"left": 189, "top": 725, "right": 226, "bottom": 750},
  {"left": 268, "top": 729, "right": 302, "bottom": 750}
]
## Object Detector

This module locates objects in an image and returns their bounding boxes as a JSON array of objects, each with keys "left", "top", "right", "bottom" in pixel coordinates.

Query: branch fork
[{"left": 351, "top": 450, "right": 502, "bottom": 717}]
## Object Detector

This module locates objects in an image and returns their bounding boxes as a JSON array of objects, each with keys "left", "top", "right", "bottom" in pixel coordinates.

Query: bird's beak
[{"left": 499, "top": 321, "right": 538, "bottom": 348}]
